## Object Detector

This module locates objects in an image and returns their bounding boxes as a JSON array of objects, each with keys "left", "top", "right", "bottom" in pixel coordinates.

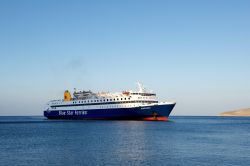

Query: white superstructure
[{"left": 45, "top": 83, "right": 173, "bottom": 111}]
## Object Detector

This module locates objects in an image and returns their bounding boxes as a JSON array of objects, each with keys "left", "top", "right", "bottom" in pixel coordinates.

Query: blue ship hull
[{"left": 44, "top": 104, "right": 175, "bottom": 121}]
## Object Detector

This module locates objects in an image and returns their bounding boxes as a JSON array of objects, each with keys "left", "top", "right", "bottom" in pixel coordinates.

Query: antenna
[{"left": 137, "top": 82, "right": 146, "bottom": 93}]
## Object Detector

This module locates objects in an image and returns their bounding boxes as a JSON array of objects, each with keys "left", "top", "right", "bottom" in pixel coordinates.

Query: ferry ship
[{"left": 44, "top": 83, "right": 176, "bottom": 121}]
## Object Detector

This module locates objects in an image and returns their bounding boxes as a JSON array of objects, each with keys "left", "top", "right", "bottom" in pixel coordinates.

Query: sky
[{"left": 0, "top": 0, "right": 249, "bottom": 116}]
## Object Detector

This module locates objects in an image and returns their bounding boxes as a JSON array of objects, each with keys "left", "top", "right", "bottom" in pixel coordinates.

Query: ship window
[
  {"left": 121, "top": 98, "right": 122, "bottom": 100},
  {"left": 91, "top": 100, "right": 93, "bottom": 102},
  {"left": 107, "top": 99, "right": 109, "bottom": 101},
  {"left": 125, "top": 98, "right": 126, "bottom": 100},
  {"left": 113, "top": 99, "right": 115, "bottom": 101}
]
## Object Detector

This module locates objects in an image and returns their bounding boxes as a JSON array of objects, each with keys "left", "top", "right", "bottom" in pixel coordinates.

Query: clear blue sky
[{"left": 0, "top": 0, "right": 249, "bottom": 115}]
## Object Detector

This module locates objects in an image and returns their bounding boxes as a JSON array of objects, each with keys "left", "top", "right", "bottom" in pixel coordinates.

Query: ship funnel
[{"left": 64, "top": 90, "right": 72, "bottom": 101}]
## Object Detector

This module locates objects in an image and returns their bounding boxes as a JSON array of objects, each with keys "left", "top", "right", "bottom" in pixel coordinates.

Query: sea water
[{"left": 0, "top": 116, "right": 250, "bottom": 166}]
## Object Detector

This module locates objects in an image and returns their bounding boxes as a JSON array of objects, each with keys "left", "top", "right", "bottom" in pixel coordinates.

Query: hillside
[{"left": 220, "top": 108, "right": 250, "bottom": 116}]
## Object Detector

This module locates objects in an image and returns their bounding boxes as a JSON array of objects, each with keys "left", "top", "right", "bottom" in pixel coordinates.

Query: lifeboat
[{"left": 122, "top": 91, "right": 130, "bottom": 95}]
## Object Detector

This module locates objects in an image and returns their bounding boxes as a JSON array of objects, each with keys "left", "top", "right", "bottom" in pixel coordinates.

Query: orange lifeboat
[{"left": 122, "top": 91, "right": 130, "bottom": 95}]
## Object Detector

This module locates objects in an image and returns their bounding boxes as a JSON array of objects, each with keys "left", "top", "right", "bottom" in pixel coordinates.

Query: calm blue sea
[{"left": 0, "top": 116, "right": 250, "bottom": 166}]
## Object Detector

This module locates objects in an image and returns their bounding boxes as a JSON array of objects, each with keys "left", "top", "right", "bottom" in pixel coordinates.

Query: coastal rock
[{"left": 220, "top": 108, "right": 250, "bottom": 116}]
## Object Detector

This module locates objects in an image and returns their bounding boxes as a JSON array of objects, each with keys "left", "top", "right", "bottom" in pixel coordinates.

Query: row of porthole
[
  {"left": 138, "top": 97, "right": 149, "bottom": 99},
  {"left": 51, "top": 104, "right": 138, "bottom": 110},
  {"left": 53, "top": 96, "right": 135, "bottom": 105},
  {"left": 100, "top": 105, "right": 136, "bottom": 109},
  {"left": 52, "top": 100, "right": 157, "bottom": 106},
  {"left": 72, "top": 98, "right": 131, "bottom": 104},
  {"left": 131, "top": 93, "right": 156, "bottom": 96}
]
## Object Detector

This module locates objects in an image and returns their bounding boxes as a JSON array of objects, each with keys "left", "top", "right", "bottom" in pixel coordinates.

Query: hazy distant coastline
[{"left": 220, "top": 108, "right": 250, "bottom": 116}]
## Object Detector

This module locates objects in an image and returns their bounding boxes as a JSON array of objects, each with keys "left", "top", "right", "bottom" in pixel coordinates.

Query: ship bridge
[{"left": 130, "top": 92, "right": 156, "bottom": 96}]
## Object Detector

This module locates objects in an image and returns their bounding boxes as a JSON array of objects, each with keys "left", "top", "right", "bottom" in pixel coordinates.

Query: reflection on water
[
  {"left": 113, "top": 121, "right": 147, "bottom": 164},
  {"left": 0, "top": 116, "right": 250, "bottom": 166}
]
